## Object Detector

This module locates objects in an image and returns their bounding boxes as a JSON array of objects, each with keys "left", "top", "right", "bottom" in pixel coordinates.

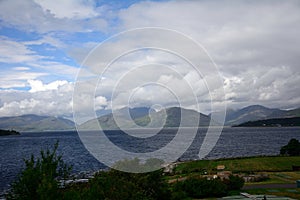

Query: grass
[
  {"left": 170, "top": 156, "right": 300, "bottom": 198},
  {"left": 242, "top": 172, "right": 300, "bottom": 185},
  {"left": 244, "top": 188, "right": 300, "bottom": 199},
  {"left": 174, "top": 156, "right": 300, "bottom": 174}
]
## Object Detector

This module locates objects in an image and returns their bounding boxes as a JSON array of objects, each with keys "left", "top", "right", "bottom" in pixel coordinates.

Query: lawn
[
  {"left": 170, "top": 156, "right": 300, "bottom": 199},
  {"left": 174, "top": 156, "right": 300, "bottom": 174}
]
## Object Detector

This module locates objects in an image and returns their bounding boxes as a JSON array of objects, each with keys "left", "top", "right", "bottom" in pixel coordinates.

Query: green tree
[
  {"left": 86, "top": 163, "right": 170, "bottom": 200},
  {"left": 173, "top": 177, "right": 227, "bottom": 198},
  {"left": 7, "top": 142, "right": 71, "bottom": 200},
  {"left": 223, "top": 175, "right": 244, "bottom": 191},
  {"left": 280, "top": 138, "right": 300, "bottom": 156}
]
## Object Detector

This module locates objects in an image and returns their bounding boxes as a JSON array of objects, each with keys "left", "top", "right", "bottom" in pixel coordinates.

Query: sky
[{"left": 0, "top": 0, "right": 300, "bottom": 122}]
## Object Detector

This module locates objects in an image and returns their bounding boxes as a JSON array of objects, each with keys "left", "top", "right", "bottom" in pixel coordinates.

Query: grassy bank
[
  {"left": 175, "top": 156, "right": 300, "bottom": 174},
  {"left": 170, "top": 156, "right": 300, "bottom": 199}
]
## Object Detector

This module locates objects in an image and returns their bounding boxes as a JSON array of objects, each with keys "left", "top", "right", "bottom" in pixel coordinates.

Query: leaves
[
  {"left": 7, "top": 141, "right": 71, "bottom": 200},
  {"left": 280, "top": 138, "right": 300, "bottom": 156}
]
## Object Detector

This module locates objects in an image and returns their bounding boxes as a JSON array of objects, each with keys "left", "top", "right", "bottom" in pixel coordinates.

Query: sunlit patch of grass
[{"left": 175, "top": 156, "right": 300, "bottom": 174}]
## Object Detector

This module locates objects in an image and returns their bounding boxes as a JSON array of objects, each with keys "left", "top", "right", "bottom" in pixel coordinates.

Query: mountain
[
  {"left": 96, "top": 109, "right": 112, "bottom": 117},
  {"left": 79, "top": 107, "right": 218, "bottom": 130},
  {"left": 234, "top": 117, "right": 300, "bottom": 127},
  {"left": 0, "top": 114, "right": 75, "bottom": 132},
  {"left": 225, "top": 105, "right": 285, "bottom": 126},
  {"left": 210, "top": 105, "right": 300, "bottom": 126}
]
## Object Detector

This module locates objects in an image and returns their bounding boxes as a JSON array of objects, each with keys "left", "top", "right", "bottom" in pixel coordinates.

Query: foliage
[
  {"left": 280, "top": 138, "right": 300, "bottom": 156},
  {"left": 172, "top": 175, "right": 244, "bottom": 199},
  {"left": 172, "top": 177, "right": 227, "bottom": 198},
  {"left": 61, "top": 159, "right": 171, "bottom": 200},
  {"left": 223, "top": 175, "right": 245, "bottom": 191},
  {"left": 7, "top": 142, "right": 71, "bottom": 200},
  {"left": 7, "top": 146, "right": 247, "bottom": 200},
  {"left": 88, "top": 169, "right": 170, "bottom": 200},
  {"left": 0, "top": 129, "right": 19, "bottom": 136}
]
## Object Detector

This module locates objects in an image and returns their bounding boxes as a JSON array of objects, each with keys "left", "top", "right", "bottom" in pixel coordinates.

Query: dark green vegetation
[
  {"left": 0, "top": 114, "right": 75, "bottom": 132},
  {"left": 0, "top": 129, "right": 19, "bottom": 136},
  {"left": 171, "top": 175, "right": 244, "bottom": 199},
  {"left": 7, "top": 142, "right": 71, "bottom": 200},
  {"left": 7, "top": 143, "right": 245, "bottom": 200},
  {"left": 8, "top": 139, "right": 300, "bottom": 199},
  {"left": 62, "top": 168, "right": 171, "bottom": 200},
  {"left": 280, "top": 138, "right": 300, "bottom": 156},
  {"left": 235, "top": 117, "right": 300, "bottom": 127}
]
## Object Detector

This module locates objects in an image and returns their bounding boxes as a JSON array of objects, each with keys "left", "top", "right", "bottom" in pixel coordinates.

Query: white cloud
[
  {"left": 94, "top": 96, "right": 108, "bottom": 110},
  {"left": 0, "top": 71, "right": 47, "bottom": 89},
  {"left": 23, "top": 34, "right": 65, "bottom": 49},
  {"left": 12, "top": 67, "right": 31, "bottom": 71},
  {"left": 29, "top": 61, "right": 79, "bottom": 80},
  {"left": 0, "top": 0, "right": 108, "bottom": 33},
  {"left": 1, "top": 0, "right": 300, "bottom": 119},
  {"left": 34, "top": 0, "right": 97, "bottom": 19},
  {"left": 0, "top": 80, "right": 74, "bottom": 117},
  {"left": 28, "top": 79, "right": 68, "bottom": 93},
  {"left": 0, "top": 36, "right": 79, "bottom": 88},
  {"left": 114, "top": 0, "right": 300, "bottom": 110},
  {"left": 0, "top": 36, "right": 44, "bottom": 63}
]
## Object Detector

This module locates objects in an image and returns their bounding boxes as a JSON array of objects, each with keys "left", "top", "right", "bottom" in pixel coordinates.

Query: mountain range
[
  {"left": 79, "top": 107, "right": 218, "bottom": 130},
  {"left": 234, "top": 117, "right": 300, "bottom": 127},
  {"left": 217, "top": 105, "right": 300, "bottom": 126},
  {"left": 0, "top": 114, "right": 75, "bottom": 132},
  {"left": 0, "top": 105, "right": 299, "bottom": 132},
  {"left": 87, "top": 105, "right": 300, "bottom": 129}
]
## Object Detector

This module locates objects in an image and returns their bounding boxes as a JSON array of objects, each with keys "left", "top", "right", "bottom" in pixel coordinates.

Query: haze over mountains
[
  {"left": 80, "top": 107, "right": 217, "bottom": 130},
  {"left": 0, "top": 105, "right": 299, "bottom": 132},
  {"left": 218, "top": 105, "right": 300, "bottom": 126},
  {"left": 0, "top": 114, "right": 75, "bottom": 132}
]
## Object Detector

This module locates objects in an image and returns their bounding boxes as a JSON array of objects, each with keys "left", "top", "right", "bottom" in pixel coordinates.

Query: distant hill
[
  {"left": 210, "top": 105, "right": 300, "bottom": 126},
  {"left": 0, "top": 129, "right": 20, "bottom": 136},
  {"left": 79, "top": 107, "right": 218, "bottom": 130},
  {"left": 234, "top": 117, "right": 300, "bottom": 127},
  {"left": 0, "top": 114, "right": 75, "bottom": 132}
]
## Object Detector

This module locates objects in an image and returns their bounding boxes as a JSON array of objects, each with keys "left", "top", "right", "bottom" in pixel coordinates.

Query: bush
[
  {"left": 280, "top": 138, "right": 300, "bottom": 156},
  {"left": 85, "top": 166, "right": 170, "bottom": 200},
  {"left": 173, "top": 177, "right": 227, "bottom": 198},
  {"left": 61, "top": 159, "right": 171, "bottom": 200},
  {"left": 223, "top": 175, "right": 244, "bottom": 191},
  {"left": 7, "top": 142, "right": 71, "bottom": 200}
]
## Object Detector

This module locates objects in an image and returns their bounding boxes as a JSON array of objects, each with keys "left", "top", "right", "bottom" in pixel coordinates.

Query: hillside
[
  {"left": 234, "top": 117, "right": 300, "bottom": 127},
  {"left": 0, "top": 129, "right": 20, "bottom": 136},
  {"left": 210, "top": 105, "right": 300, "bottom": 126},
  {"left": 0, "top": 114, "right": 75, "bottom": 132},
  {"left": 80, "top": 107, "right": 218, "bottom": 130}
]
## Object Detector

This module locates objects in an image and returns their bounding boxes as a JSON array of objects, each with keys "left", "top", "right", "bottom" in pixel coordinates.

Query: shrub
[
  {"left": 7, "top": 142, "right": 71, "bottom": 200},
  {"left": 86, "top": 166, "right": 170, "bottom": 200},
  {"left": 223, "top": 175, "right": 244, "bottom": 191},
  {"left": 173, "top": 177, "right": 227, "bottom": 198},
  {"left": 280, "top": 138, "right": 300, "bottom": 156}
]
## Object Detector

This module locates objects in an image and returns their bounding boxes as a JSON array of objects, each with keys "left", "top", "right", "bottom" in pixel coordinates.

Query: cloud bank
[{"left": 0, "top": 0, "right": 299, "bottom": 121}]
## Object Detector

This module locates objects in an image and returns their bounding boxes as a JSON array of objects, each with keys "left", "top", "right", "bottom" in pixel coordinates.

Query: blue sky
[{"left": 0, "top": 0, "right": 299, "bottom": 121}]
